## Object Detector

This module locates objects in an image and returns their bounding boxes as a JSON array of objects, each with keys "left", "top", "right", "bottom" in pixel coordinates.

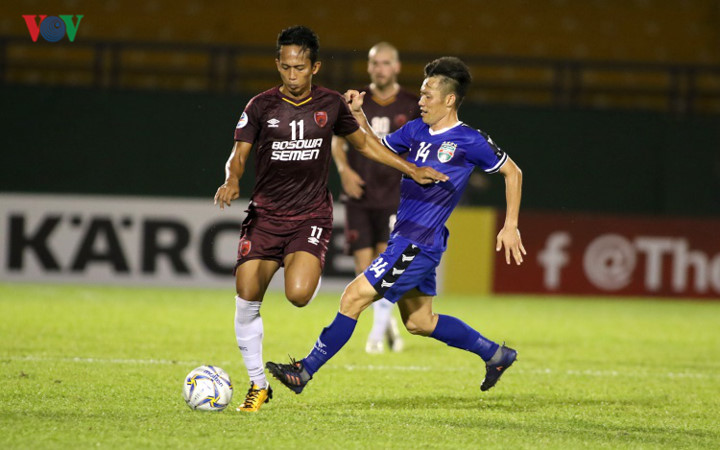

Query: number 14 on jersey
[{"left": 415, "top": 142, "right": 432, "bottom": 163}]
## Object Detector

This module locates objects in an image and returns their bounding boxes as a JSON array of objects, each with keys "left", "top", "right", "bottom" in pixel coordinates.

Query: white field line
[
  {"left": 2, "top": 355, "right": 716, "bottom": 380},
  {"left": 7, "top": 355, "right": 202, "bottom": 366}
]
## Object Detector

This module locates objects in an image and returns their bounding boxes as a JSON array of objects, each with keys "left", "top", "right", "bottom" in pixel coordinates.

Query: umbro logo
[
  {"left": 316, "top": 338, "right": 326, "bottom": 349},
  {"left": 267, "top": 118, "right": 280, "bottom": 128},
  {"left": 392, "top": 268, "right": 405, "bottom": 276},
  {"left": 401, "top": 254, "right": 415, "bottom": 262},
  {"left": 381, "top": 280, "right": 394, "bottom": 288}
]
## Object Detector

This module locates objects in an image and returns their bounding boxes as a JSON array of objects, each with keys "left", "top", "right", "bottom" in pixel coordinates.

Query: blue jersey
[{"left": 381, "top": 119, "right": 508, "bottom": 251}]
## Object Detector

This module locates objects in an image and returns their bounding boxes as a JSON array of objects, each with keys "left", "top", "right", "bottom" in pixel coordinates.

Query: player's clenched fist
[
  {"left": 214, "top": 180, "right": 239, "bottom": 210},
  {"left": 344, "top": 90, "right": 366, "bottom": 113}
]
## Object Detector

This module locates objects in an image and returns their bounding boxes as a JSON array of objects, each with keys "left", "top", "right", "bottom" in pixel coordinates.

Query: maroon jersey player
[
  {"left": 331, "top": 43, "right": 420, "bottom": 355},
  {"left": 213, "top": 26, "right": 447, "bottom": 412}
]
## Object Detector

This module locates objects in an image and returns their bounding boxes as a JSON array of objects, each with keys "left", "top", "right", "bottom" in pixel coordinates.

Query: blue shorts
[{"left": 363, "top": 236, "right": 442, "bottom": 303}]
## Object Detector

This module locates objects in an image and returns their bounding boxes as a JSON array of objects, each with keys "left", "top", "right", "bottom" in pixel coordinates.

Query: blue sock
[
  {"left": 430, "top": 314, "right": 499, "bottom": 361},
  {"left": 302, "top": 312, "right": 357, "bottom": 375}
]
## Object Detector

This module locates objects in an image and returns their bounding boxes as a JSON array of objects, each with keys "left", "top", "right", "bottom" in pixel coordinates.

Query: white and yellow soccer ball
[{"left": 182, "top": 365, "right": 233, "bottom": 411}]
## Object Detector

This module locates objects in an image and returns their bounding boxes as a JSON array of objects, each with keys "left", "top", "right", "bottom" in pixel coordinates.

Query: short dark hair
[
  {"left": 424, "top": 57, "right": 472, "bottom": 107},
  {"left": 276, "top": 26, "right": 320, "bottom": 64}
]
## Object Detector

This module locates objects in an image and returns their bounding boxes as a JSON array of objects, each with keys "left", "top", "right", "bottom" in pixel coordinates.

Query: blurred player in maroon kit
[
  {"left": 214, "top": 26, "right": 447, "bottom": 412},
  {"left": 332, "top": 43, "right": 420, "bottom": 354}
]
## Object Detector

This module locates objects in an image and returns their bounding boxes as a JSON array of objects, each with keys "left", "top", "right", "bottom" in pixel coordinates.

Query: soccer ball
[{"left": 182, "top": 365, "right": 233, "bottom": 411}]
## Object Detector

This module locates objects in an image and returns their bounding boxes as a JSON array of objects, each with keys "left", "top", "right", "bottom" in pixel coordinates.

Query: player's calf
[{"left": 402, "top": 317, "right": 434, "bottom": 336}]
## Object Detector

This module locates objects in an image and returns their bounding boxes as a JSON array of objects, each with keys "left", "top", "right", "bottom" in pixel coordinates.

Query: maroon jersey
[
  {"left": 234, "top": 85, "right": 359, "bottom": 221},
  {"left": 344, "top": 86, "right": 420, "bottom": 208}
]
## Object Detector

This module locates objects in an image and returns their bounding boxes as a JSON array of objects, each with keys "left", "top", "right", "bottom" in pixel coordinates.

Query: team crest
[
  {"left": 239, "top": 239, "right": 252, "bottom": 257},
  {"left": 314, "top": 111, "right": 328, "bottom": 127},
  {"left": 437, "top": 141, "right": 457, "bottom": 163}
]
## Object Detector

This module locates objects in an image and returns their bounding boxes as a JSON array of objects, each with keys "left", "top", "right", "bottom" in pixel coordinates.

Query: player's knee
[
  {"left": 285, "top": 288, "right": 313, "bottom": 308},
  {"left": 339, "top": 285, "right": 372, "bottom": 319},
  {"left": 403, "top": 317, "right": 433, "bottom": 336},
  {"left": 236, "top": 284, "right": 264, "bottom": 302}
]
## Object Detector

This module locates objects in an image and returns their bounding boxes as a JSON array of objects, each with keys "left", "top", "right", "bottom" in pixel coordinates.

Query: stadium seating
[{"left": 1, "top": 0, "right": 719, "bottom": 112}]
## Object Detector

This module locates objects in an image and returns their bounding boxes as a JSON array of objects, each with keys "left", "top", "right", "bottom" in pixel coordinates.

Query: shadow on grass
[
  {"left": 319, "top": 392, "right": 718, "bottom": 446},
  {"left": 322, "top": 391, "right": 666, "bottom": 412}
]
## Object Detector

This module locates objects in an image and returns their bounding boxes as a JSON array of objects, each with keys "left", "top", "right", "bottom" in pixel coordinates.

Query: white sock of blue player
[
  {"left": 234, "top": 296, "right": 268, "bottom": 389},
  {"left": 430, "top": 314, "right": 500, "bottom": 361},
  {"left": 367, "top": 298, "right": 393, "bottom": 344}
]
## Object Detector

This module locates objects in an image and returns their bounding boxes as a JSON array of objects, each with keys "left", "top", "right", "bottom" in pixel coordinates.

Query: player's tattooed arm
[
  {"left": 331, "top": 135, "right": 365, "bottom": 199},
  {"left": 495, "top": 157, "right": 526, "bottom": 265},
  {"left": 214, "top": 140, "right": 252, "bottom": 210},
  {"left": 343, "top": 90, "right": 448, "bottom": 186}
]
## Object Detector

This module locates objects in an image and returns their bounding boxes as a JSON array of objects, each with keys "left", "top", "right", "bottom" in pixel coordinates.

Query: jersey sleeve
[
  {"left": 233, "top": 97, "right": 261, "bottom": 143},
  {"left": 333, "top": 96, "right": 360, "bottom": 137},
  {"left": 381, "top": 120, "right": 416, "bottom": 155},
  {"left": 466, "top": 130, "right": 508, "bottom": 174}
]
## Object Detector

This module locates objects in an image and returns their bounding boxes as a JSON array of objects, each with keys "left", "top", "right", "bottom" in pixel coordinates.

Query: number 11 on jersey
[{"left": 290, "top": 120, "right": 305, "bottom": 140}]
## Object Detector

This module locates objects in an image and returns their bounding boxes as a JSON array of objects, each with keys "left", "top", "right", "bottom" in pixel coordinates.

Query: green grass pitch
[{"left": 1, "top": 283, "right": 718, "bottom": 449}]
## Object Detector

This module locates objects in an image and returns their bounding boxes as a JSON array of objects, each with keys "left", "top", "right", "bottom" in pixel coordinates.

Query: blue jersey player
[{"left": 267, "top": 57, "right": 526, "bottom": 396}]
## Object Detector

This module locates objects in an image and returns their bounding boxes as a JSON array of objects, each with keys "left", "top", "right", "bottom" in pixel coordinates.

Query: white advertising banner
[{"left": 0, "top": 194, "right": 355, "bottom": 289}]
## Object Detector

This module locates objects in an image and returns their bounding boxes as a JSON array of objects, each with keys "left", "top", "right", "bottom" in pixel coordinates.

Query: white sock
[
  {"left": 308, "top": 276, "right": 322, "bottom": 304},
  {"left": 368, "top": 298, "right": 393, "bottom": 342},
  {"left": 234, "top": 296, "right": 267, "bottom": 389}
]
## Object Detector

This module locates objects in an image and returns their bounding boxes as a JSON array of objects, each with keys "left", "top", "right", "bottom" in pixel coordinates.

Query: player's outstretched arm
[
  {"left": 331, "top": 135, "right": 365, "bottom": 199},
  {"left": 345, "top": 128, "right": 447, "bottom": 185},
  {"left": 496, "top": 157, "right": 526, "bottom": 265},
  {"left": 342, "top": 91, "right": 448, "bottom": 186},
  {"left": 214, "top": 140, "right": 252, "bottom": 210}
]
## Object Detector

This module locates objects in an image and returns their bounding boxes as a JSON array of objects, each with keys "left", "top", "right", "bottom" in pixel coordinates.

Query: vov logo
[{"left": 23, "top": 15, "right": 84, "bottom": 42}]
